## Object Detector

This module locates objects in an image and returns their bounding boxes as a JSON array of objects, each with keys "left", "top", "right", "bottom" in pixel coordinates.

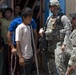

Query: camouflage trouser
[
  {"left": 46, "top": 41, "right": 57, "bottom": 75},
  {"left": 55, "top": 45, "right": 76, "bottom": 75},
  {"left": 47, "top": 58, "right": 57, "bottom": 75},
  {"left": 44, "top": 51, "right": 57, "bottom": 75},
  {"left": 68, "top": 48, "right": 76, "bottom": 75},
  {"left": 55, "top": 45, "right": 70, "bottom": 75}
]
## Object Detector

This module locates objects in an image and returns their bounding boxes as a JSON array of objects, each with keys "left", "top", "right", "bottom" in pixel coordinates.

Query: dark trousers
[
  {"left": 19, "top": 57, "right": 33, "bottom": 75},
  {"left": 0, "top": 48, "right": 3, "bottom": 75},
  {"left": 3, "top": 44, "right": 9, "bottom": 75}
]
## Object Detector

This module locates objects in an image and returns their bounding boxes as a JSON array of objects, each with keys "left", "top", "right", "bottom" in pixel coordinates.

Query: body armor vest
[
  {"left": 44, "top": 15, "right": 64, "bottom": 57},
  {"left": 45, "top": 16, "right": 64, "bottom": 41}
]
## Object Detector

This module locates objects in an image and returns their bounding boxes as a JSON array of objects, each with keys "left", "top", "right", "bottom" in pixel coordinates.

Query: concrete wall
[{"left": 66, "top": 0, "right": 76, "bottom": 19}]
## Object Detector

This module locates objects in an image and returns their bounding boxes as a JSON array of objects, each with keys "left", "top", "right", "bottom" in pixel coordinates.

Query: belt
[
  {"left": 73, "top": 45, "right": 76, "bottom": 50},
  {"left": 73, "top": 45, "right": 76, "bottom": 47}
]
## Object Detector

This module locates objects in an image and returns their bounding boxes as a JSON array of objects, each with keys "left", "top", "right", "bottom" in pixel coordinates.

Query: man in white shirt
[{"left": 15, "top": 7, "right": 33, "bottom": 75}]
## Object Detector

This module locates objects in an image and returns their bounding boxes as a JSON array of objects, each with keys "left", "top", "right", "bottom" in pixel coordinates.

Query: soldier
[
  {"left": 39, "top": 0, "right": 72, "bottom": 75},
  {"left": 65, "top": 13, "right": 76, "bottom": 75}
]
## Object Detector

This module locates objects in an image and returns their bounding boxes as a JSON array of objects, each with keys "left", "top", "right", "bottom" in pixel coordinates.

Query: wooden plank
[
  {"left": 40, "top": 0, "right": 43, "bottom": 28},
  {"left": 0, "top": 0, "right": 4, "bottom": 5},
  {"left": 11, "top": 0, "right": 14, "bottom": 18},
  {"left": 32, "top": 0, "right": 37, "bottom": 11},
  {"left": 14, "top": 0, "right": 17, "bottom": 6},
  {"left": 37, "top": 10, "right": 40, "bottom": 19},
  {"left": 23, "top": 0, "right": 29, "bottom": 8},
  {"left": 18, "top": 0, "right": 21, "bottom": 4}
]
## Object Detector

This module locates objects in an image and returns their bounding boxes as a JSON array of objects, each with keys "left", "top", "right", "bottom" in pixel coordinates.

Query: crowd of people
[
  {"left": 0, "top": 4, "right": 38, "bottom": 75},
  {"left": 0, "top": 0, "right": 76, "bottom": 75}
]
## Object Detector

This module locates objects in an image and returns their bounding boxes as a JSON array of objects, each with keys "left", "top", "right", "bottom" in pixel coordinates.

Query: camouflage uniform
[
  {"left": 64, "top": 12, "right": 76, "bottom": 75},
  {"left": 44, "top": 14, "right": 69, "bottom": 75},
  {"left": 55, "top": 15, "right": 72, "bottom": 75},
  {"left": 39, "top": 0, "right": 72, "bottom": 75},
  {"left": 66, "top": 29, "right": 76, "bottom": 75}
]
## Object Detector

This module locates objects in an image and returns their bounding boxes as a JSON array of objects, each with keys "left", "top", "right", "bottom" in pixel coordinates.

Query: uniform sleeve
[
  {"left": 15, "top": 26, "right": 23, "bottom": 42},
  {"left": 68, "top": 31, "right": 76, "bottom": 66},
  {"left": 68, "top": 55, "right": 76, "bottom": 66},
  {"left": 31, "top": 19, "right": 37, "bottom": 29},
  {"left": 68, "top": 49, "right": 76, "bottom": 66},
  {"left": 8, "top": 20, "right": 17, "bottom": 32},
  {"left": 61, "top": 15, "right": 72, "bottom": 45}
]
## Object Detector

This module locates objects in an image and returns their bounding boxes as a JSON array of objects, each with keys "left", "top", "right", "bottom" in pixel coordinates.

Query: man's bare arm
[
  {"left": 7, "top": 31, "right": 15, "bottom": 49},
  {"left": 16, "top": 41, "right": 22, "bottom": 57},
  {"left": 7, "top": 31, "right": 16, "bottom": 54},
  {"left": 16, "top": 41, "right": 25, "bottom": 66}
]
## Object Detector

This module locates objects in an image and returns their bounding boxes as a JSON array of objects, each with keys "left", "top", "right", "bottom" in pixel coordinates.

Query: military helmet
[
  {"left": 49, "top": 0, "right": 60, "bottom": 8},
  {"left": 69, "top": 12, "right": 76, "bottom": 18}
]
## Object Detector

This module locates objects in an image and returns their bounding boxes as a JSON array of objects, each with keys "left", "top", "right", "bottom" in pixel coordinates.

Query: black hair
[
  {"left": 0, "top": 9, "right": 3, "bottom": 13},
  {"left": 15, "top": 4, "right": 21, "bottom": 9},
  {"left": 21, "top": 7, "right": 33, "bottom": 18},
  {"left": 4, "top": 7, "right": 13, "bottom": 13}
]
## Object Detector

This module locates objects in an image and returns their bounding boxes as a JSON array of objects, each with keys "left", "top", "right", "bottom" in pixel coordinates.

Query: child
[{"left": 15, "top": 7, "right": 33, "bottom": 75}]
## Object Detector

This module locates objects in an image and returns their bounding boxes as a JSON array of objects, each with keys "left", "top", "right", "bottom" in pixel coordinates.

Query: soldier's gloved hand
[
  {"left": 61, "top": 44, "right": 66, "bottom": 52},
  {"left": 39, "top": 28, "right": 44, "bottom": 37}
]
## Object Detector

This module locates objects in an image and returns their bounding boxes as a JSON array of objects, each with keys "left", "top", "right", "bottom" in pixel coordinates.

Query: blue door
[
  {"left": 45, "top": 0, "right": 66, "bottom": 22},
  {"left": 44, "top": 0, "right": 49, "bottom": 23},
  {"left": 49, "top": 0, "right": 66, "bottom": 16},
  {"left": 59, "top": 0, "right": 66, "bottom": 14}
]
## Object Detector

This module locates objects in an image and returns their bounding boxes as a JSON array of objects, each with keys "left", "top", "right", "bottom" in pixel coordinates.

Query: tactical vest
[
  {"left": 44, "top": 15, "right": 64, "bottom": 58},
  {"left": 45, "top": 15, "right": 64, "bottom": 41}
]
